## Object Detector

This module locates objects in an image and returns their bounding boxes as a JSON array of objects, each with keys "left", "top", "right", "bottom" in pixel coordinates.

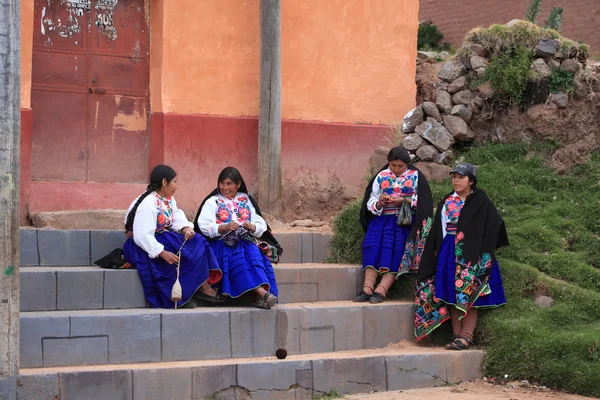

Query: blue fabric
[
  {"left": 362, "top": 214, "right": 413, "bottom": 273},
  {"left": 434, "top": 234, "right": 506, "bottom": 308},
  {"left": 123, "top": 231, "right": 222, "bottom": 309},
  {"left": 209, "top": 239, "right": 278, "bottom": 298}
]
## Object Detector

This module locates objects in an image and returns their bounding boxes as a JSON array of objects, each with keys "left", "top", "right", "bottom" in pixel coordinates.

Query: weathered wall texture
[
  {"left": 156, "top": 0, "right": 419, "bottom": 124},
  {"left": 419, "top": 0, "right": 600, "bottom": 55}
]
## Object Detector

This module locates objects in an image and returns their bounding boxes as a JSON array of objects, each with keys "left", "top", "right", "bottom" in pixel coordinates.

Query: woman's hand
[
  {"left": 159, "top": 250, "right": 179, "bottom": 265},
  {"left": 242, "top": 220, "right": 256, "bottom": 233},
  {"left": 388, "top": 196, "right": 406, "bottom": 207},
  {"left": 377, "top": 193, "right": 390, "bottom": 209},
  {"left": 181, "top": 227, "right": 195, "bottom": 240},
  {"left": 227, "top": 221, "right": 240, "bottom": 231}
]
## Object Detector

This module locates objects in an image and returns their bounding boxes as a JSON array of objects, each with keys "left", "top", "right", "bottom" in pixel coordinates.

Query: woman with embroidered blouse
[
  {"left": 357, "top": 146, "right": 433, "bottom": 304},
  {"left": 123, "top": 165, "right": 224, "bottom": 309},
  {"left": 194, "top": 167, "right": 280, "bottom": 309},
  {"left": 414, "top": 162, "right": 508, "bottom": 350}
]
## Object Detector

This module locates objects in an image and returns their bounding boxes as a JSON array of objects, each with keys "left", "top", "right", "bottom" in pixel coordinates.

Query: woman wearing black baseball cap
[{"left": 414, "top": 162, "right": 508, "bottom": 350}]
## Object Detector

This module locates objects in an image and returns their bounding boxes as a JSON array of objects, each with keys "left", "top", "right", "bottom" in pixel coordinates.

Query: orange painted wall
[
  {"left": 154, "top": 0, "right": 419, "bottom": 124},
  {"left": 21, "top": 0, "right": 33, "bottom": 109}
]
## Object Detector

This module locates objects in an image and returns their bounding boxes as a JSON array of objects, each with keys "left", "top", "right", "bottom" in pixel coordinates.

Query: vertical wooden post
[
  {"left": 0, "top": 0, "right": 21, "bottom": 398},
  {"left": 258, "top": 0, "right": 282, "bottom": 216}
]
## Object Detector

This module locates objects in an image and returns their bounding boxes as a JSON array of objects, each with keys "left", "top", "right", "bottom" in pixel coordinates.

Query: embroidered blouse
[
  {"left": 124, "top": 192, "right": 193, "bottom": 258},
  {"left": 196, "top": 192, "right": 267, "bottom": 239},
  {"left": 367, "top": 168, "right": 419, "bottom": 216},
  {"left": 441, "top": 192, "right": 465, "bottom": 238}
]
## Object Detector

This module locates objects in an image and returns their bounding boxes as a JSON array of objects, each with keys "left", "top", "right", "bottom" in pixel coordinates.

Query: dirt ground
[{"left": 344, "top": 381, "right": 597, "bottom": 400}]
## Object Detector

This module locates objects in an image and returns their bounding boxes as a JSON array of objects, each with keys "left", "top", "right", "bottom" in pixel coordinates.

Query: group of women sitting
[{"left": 124, "top": 146, "right": 508, "bottom": 349}]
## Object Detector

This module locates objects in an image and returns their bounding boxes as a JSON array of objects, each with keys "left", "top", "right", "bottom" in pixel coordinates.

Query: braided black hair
[
  {"left": 387, "top": 146, "right": 411, "bottom": 164},
  {"left": 124, "top": 165, "right": 177, "bottom": 232}
]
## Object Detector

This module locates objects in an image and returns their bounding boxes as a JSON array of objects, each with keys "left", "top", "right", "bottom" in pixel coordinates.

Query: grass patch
[
  {"left": 327, "top": 142, "right": 600, "bottom": 397},
  {"left": 313, "top": 389, "right": 343, "bottom": 399}
]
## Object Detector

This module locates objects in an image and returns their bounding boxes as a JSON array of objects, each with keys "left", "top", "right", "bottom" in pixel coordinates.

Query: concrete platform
[
  {"left": 18, "top": 347, "right": 485, "bottom": 400},
  {"left": 20, "top": 264, "right": 364, "bottom": 311},
  {"left": 20, "top": 301, "right": 414, "bottom": 368}
]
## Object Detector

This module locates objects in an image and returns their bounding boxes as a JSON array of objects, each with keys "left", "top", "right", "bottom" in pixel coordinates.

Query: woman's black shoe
[{"left": 353, "top": 291, "right": 372, "bottom": 302}]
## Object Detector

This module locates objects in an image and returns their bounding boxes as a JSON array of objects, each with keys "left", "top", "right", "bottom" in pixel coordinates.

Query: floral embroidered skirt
[
  {"left": 210, "top": 239, "right": 278, "bottom": 299},
  {"left": 435, "top": 234, "right": 506, "bottom": 308},
  {"left": 362, "top": 214, "right": 413, "bottom": 274},
  {"left": 123, "top": 231, "right": 222, "bottom": 309}
]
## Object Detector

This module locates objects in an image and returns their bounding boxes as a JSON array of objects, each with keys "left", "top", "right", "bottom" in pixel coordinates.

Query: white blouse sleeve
[
  {"left": 197, "top": 197, "right": 220, "bottom": 239},
  {"left": 132, "top": 201, "right": 164, "bottom": 258},
  {"left": 366, "top": 175, "right": 384, "bottom": 216},
  {"left": 411, "top": 172, "right": 419, "bottom": 209},
  {"left": 169, "top": 197, "right": 193, "bottom": 232},
  {"left": 249, "top": 201, "right": 267, "bottom": 237}
]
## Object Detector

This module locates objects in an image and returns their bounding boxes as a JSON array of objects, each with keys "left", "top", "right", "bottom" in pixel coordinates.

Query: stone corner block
[{"left": 20, "top": 229, "right": 40, "bottom": 266}]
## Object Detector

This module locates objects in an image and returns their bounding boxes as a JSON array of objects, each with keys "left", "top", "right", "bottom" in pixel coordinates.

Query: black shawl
[
  {"left": 193, "top": 179, "right": 283, "bottom": 262},
  {"left": 359, "top": 164, "right": 434, "bottom": 275},
  {"left": 414, "top": 189, "right": 508, "bottom": 340}
]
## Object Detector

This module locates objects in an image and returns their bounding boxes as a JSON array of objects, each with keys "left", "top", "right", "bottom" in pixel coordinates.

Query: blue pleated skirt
[
  {"left": 123, "top": 231, "right": 222, "bottom": 309},
  {"left": 434, "top": 234, "right": 506, "bottom": 308},
  {"left": 362, "top": 214, "right": 413, "bottom": 274},
  {"left": 209, "top": 239, "right": 278, "bottom": 299}
]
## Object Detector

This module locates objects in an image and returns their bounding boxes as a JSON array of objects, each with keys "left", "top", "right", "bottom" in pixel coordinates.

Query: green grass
[
  {"left": 313, "top": 389, "right": 343, "bottom": 399},
  {"left": 327, "top": 142, "right": 600, "bottom": 397}
]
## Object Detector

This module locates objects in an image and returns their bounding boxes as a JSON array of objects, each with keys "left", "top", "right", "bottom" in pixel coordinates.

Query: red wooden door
[{"left": 31, "top": 0, "right": 149, "bottom": 184}]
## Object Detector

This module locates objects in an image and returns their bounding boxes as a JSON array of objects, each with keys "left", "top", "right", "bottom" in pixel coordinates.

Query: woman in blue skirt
[
  {"left": 415, "top": 162, "right": 508, "bottom": 349},
  {"left": 194, "top": 167, "right": 281, "bottom": 309},
  {"left": 123, "top": 165, "right": 224, "bottom": 309},
  {"left": 357, "top": 146, "right": 433, "bottom": 304}
]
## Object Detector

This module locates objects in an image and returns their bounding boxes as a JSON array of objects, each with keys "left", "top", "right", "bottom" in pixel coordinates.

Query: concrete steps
[
  {"left": 17, "top": 228, "right": 485, "bottom": 399},
  {"left": 20, "top": 301, "right": 413, "bottom": 368},
  {"left": 18, "top": 347, "right": 485, "bottom": 400},
  {"left": 20, "top": 264, "right": 363, "bottom": 311}
]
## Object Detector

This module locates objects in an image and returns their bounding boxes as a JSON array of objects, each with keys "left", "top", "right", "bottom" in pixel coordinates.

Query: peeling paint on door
[{"left": 95, "top": 0, "right": 118, "bottom": 41}]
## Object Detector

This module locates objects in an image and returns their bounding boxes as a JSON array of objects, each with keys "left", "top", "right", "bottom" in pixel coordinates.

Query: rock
[
  {"left": 507, "top": 105, "right": 520, "bottom": 119},
  {"left": 422, "top": 101, "right": 442, "bottom": 121},
  {"left": 548, "top": 59, "right": 561, "bottom": 71},
  {"left": 506, "top": 19, "right": 521, "bottom": 28},
  {"left": 433, "top": 150, "right": 455, "bottom": 165},
  {"left": 452, "top": 89, "right": 473, "bottom": 106},
  {"left": 443, "top": 115, "right": 473, "bottom": 141},
  {"left": 470, "top": 55, "right": 488, "bottom": 70},
  {"left": 402, "top": 105, "right": 425, "bottom": 133},
  {"left": 458, "top": 52, "right": 472, "bottom": 70},
  {"left": 534, "top": 295, "right": 554, "bottom": 308},
  {"left": 476, "top": 81, "right": 494, "bottom": 100},
  {"left": 531, "top": 58, "right": 552, "bottom": 78},
  {"left": 535, "top": 39, "right": 559, "bottom": 58},
  {"left": 587, "top": 60, "right": 600, "bottom": 74},
  {"left": 475, "top": 67, "right": 486, "bottom": 78},
  {"left": 369, "top": 146, "right": 390, "bottom": 173},
  {"left": 417, "top": 51, "right": 437, "bottom": 62},
  {"left": 436, "top": 90, "right": 453, "bottom": 114},
  {"left": 450, "top": 104, "right": 472, "bottom": 122},
  {"left": 434, "top": 81, "right": 449, "bottom": 91},
  {"left": 414, "top": 161, "right": 452, "bottom": 182},
  {"left": 560, "top": 58, "right": 581, "bottom": 74},
  {"left": 551, "top": 92, "right": 569, "bottom": 108},
  {"left": 402, "top": 134, "right": 425, "bottom": 152},
  {"left": 448, "top": 76, "right": 467, "bottom": 94},
  {"left": 438, "top": 60, "right": 466, "bottom": 83},
  {"left": 291, "top": 219, "right": 315, "bottom": 227},
  {"left": 469, "top": 43, "right": 487, "bottom": 57},
  {"left": 416, "top": 145, "right": 439, "bottom": 161},
  {"left": 415, "top": 118, "right": 455, "bottom": 151},
  {"left": 438, "top": 51, "right": 450, "bottom": 61},
  {"left": 31, "top": 210, "right": 127, "bottom": 230}
]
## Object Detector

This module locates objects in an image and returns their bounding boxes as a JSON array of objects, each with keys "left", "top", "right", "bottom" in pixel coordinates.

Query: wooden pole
[
  {"left": 0, "top": 0, "right": 21, "bottom": 398},
  {"left": 258, "top": 0, "right": 282, "bottom": 216}
]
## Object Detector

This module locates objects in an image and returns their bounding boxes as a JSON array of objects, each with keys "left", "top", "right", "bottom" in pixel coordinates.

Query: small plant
[
  {"left": 313, "top": 389, "right": 343, "bottom": 400},
  {"left": 525, "top": 0, "right": 542, "bottom": 23},
  {"left": 418, "top": 21, "right": 450, "bottom": 51},
  {"left": 548, "top": 67, "right": 576, "bottom": 94},
  {"left": 484, "top": 46, "right": 533, "bottom": 104},
  {"left": 547, "top": 7, "right": 564, "bottom": 31}
]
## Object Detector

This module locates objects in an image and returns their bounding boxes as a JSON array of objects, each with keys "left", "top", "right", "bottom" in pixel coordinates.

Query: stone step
[
  {"left": 20, "top": 228, "right": 332, "bottom": 266},
  {"left": 18, "top": 346, "right": 485, "bottom": 399},
  {"left": 20, "top": 300, "right": 413, "bottom": 369},
  {"left": 20, "top": 263, "right": 364, "bottom": 311}
]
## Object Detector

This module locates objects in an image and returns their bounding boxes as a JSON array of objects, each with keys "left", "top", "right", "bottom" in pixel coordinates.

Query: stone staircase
[{"left": 17, "top": 229, "right": 484, "bottom": 399}]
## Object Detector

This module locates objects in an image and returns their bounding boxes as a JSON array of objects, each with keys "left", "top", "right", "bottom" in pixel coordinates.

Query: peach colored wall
[
  {"left": 154, "top": 0, "right": 419, "bottom": 124},
  {"left": 21, "top": 0, "right": 33, "bottom": 109}
]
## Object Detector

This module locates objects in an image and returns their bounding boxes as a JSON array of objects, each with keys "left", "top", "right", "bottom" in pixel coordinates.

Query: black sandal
[
  {"left": 353, "top": 291, "right": 372, "bottom": 302},
  {"left": 255, "top": 292, "right": 277, "bottom": 309},
  {"left": 195, "top": 290, "right": 226, "bottom": 304},
  {"left": 450, "top": 336, "right": 474, "bottom": 350},
  {"left": 445, "top": 335, "right": 459, "bottom": 350}
]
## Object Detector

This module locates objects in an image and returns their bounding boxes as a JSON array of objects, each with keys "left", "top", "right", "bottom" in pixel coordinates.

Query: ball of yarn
[
  {"left": 171, "top": 279, "right": 182, "bottom": 302},
  {"left": 275, "top": 348, "right": 287, "bottom": 359}
]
